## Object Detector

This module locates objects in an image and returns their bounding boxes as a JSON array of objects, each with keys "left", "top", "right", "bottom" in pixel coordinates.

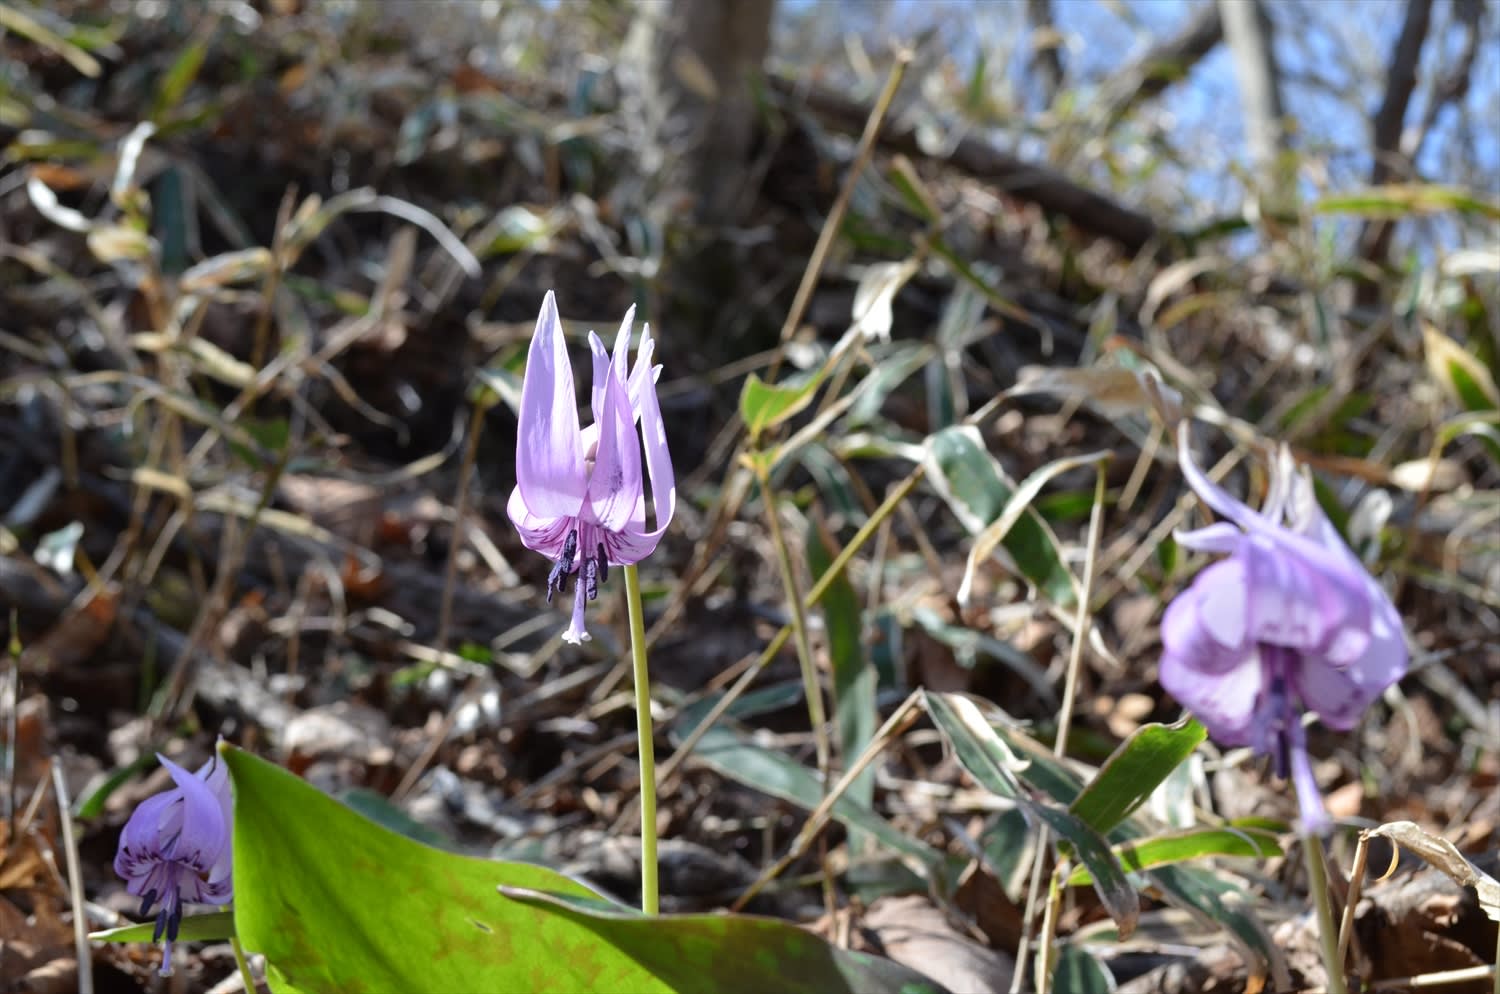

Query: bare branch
[
  {"left": 1218, "top": 0, "right": 1292, "bottom": 200},
  {"left": 1368, "top": 0, "right": 1435, "bottom": 186},
  {"left": 1357, "top": 0, "right": 1435, "bottom": 298},
  {"left": 1025, "top": 0, "right": 1066, "bottom": 109},
  {"left": 1093, "top": 3, "right": 1224, "bottom": 130},
  {"left": 771, "top": 76, "right": 1162, "bottom": 253}
]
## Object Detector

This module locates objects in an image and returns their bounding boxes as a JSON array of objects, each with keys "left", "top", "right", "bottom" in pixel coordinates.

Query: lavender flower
[
  {"left": 114, "top": 753, "right": 234, "bottom": 975},
  {"left": 507, "top": 291, "right": 676, "bottom": 644},
  {"left": 1160, "top": 424, "right": 1407, "bottom": 833}
]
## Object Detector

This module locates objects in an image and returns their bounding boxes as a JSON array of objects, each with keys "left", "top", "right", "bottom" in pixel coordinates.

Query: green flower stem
[
  {"left": 231, "top": 934, "right": 256, "bottom": 993},
  {"left": 752, "top": 459, "right": 830, "bottom": 777},
  {"left": 1303, "top": 832, "right": 1347, "bottom": 994},
  {"left": 624, "top": 563, "right": 659, "bottom": 916}
]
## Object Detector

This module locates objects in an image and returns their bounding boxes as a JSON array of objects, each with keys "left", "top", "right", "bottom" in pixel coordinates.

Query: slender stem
[
  {"left": 752, "top": 460, "right": 830, "bottom": 776},
  {"left": 624, "top": 564, "right": 659, "bottom": 916},
  {"left": 1303, "top": 832, "right": 1348, "bottom": 994},
  {"left": 1035, "top": 871, "right": 1063, "bottom": 994},
  {"left": 231, "top": 934, "right": 257, "bottom": 993}
]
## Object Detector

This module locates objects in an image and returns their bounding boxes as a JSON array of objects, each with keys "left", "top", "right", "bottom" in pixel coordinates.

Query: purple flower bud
[
  {"left": 1161, "top": 425, "right": 1408, "bottom": 834},
  {"left": 507, "top": 292, "right": 676, "bottom": 644},
  {"left": 114, "top": 753, "right": 234, "bottom": 975}
]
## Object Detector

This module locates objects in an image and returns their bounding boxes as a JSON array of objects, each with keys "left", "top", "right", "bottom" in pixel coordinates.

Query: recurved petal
[
  {"left": 157, "top": 756, "right": 230, "bottom": 870},
  {"left": 516, "top": 292, "right": 587, "bottom": 519},
  {"left": 627, "top": 326, "right": 656, "bottom": 417},
  {"left": 585, "top": 367, "right": 643, "bottom": 532},
  {"left": 1177, "top": 423, "right": 1262, "bottom": 528},
  {"left": 1174, "top": 522, "right": 1246, "bottom": 555},
  {"left": 589, "top": 331, "right": 610, "bottom": 428},
  {"left": 506, "top": 486, "right": 574, "bottom": 560},
  {"left": 611, "top": 306, "right": 635, "bottom": 384},
  {"left": 633, "top": 341, "right": 676, "bottom": 535},
  {"left": 1159, "top": 648, "right": 1263, "bottom": 747}
]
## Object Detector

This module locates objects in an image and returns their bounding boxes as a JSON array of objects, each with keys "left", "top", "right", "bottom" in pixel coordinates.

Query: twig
[
  {"left": 767, "top": 48, "right": 913, "bottom": 379},
  {"left": 731, "top": 691, "right": 924, "bottom": 911},
  {"left": 50, "top": 761, "right": 93, "bottom": 994}
]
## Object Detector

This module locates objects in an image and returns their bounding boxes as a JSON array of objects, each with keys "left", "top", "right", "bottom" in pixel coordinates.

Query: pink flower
[
  {"left": 114, "top": 753, "right": 234, "bottom": 975},
  {"left": 506, "top": 292, "right": 675, "bottom": 643},
  {"left": 1161, "top": 424, "right": 1407, "bottom": 833}
]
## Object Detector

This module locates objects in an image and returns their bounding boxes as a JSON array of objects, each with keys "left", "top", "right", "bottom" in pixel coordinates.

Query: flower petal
[
  {"left": 585, "top": 362, "right": 643, "bottom": 532},
  {"left": 157, "top": 756, "right": 230, "bottom": 871},
  {"left": 506, "top": 486, "right": 575, "bottom": 560},
  {"left": 589, "top": 331, "right": 610, "bottom": 429},
  {"left": 1287, "top": 728, "right": 1332, "bottom": 835},
  {"left": 1161, "top": 558, "right": 1251, "bottom": 671},
  {"left": 627, "top": 325, "right": 656, "bottom": 417},
  {"left": 516, "top": 292, "right": 587, "bottom": 520},
  {"left": 1160, "top": 648, "right": 1263, "bottom": 747},
  {"left": 1176, "top": 423, "right": 1262, "bottom": 528},
  {"left": 1174, "top": 522, "right": 1245, "bottom": 554}
]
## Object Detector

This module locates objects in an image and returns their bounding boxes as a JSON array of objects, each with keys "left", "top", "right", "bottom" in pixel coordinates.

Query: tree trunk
[
  {"left": 1217, "top": 0, "right": 1294, "bottom": 209},
  {"left": 620, "top": 0, "right": 775, "bottom": 226}
]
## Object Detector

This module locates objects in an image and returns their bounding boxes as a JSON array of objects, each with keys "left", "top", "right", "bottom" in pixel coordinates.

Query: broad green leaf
[
  {"left": 1069, "top": 718, "right": 1207, "bottom": 836},
  {"left": 501, "top": 888, "right": 949, "bottom": 994},
  {"left": 1065, "top": 827, "right": 1283, "bottom": 885},
  {"left": 923, "top": 426, "right": 1076, "bottom": 605},
  {"left": 224, "top": 746, "right": 943, "bottom": 993},
  {"left": 806, "top": 521, "right": 876, "bottom": 839},
  {"left": 337, "top": 787, "right": 458, "bottom": 850},
  {"left": 920, "top": 692, "right": 1138, "bottom": 939},
  {"left": 740, "top": 369, "right": 824, "bottom": 439},
  {"left": 92, "top": 911, "right": 234, "bottom": 945}
]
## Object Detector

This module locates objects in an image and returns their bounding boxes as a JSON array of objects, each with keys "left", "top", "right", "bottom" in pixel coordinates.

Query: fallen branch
[{"left": 770, "top": 75, "right": 1163, "bottom": 254}]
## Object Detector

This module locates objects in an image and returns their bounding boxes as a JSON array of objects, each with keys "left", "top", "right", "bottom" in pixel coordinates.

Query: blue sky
[{"left": 775, "top": 0, "right": 1499, "bottom": 229}]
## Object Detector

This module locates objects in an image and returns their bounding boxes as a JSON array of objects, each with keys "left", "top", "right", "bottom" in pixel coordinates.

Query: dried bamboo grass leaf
[{"left": 1365, "top": 821, "right": 1500, "bottom": 922}]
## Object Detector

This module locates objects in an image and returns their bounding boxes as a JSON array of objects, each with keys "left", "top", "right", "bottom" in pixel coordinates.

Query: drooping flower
[
  {"left": 506, "top": 291, "right": 676, "bottom": 644},
  {"left": 114, "top": 752, "right": 234, "bottom": 975},
  {"left": 1160, "top": 423, "right": 1407, "bottom": 834}
]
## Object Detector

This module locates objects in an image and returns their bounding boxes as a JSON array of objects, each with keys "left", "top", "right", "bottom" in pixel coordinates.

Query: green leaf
[
  {"left": 92, "top": 911, "right": 235, "bottom": 945},
  {"left": 151, "top": 33, "right": 211, "bottom": 122},
  {"left": 1313, "top": 185, "right": 1500, "bottom": 220},
  {"left": 967, "top": 723, "right": 1283, "bottom": 980},
  {"left": 923, "top": 426, "right": 1076, "bottom": 605},
  {"left": 74, "top": 753, "right": 155, "bottom": 819},
  {"left": 224, "top": 746, "right": 943, "bottom": 993},
  {"left": 806, "top": 520, "right": 876, "bottom": 838},
  {"left": 956, "top": 450, "right": 1109, "bottom": 606},
  {"left": 1065, "top": 827, "right": 1284, "bottom": 886},
  {"left": 1052, "top": 943, "right": 1116, "bottom": 993},
  {"left": 740, "top": 369, "right": 824, "bottom": 440},
  {"left": 683, "top": 723, "right": 940, "bottom": 868},
  {"left": 920, "top": 692, "right": 1139, "bottom": 939},
  {"left": 1069, "top": 718, "right": 1207, "bottom": 836},
  {"left": 501, "top": 888, "right": 949, "bottom": 994}
]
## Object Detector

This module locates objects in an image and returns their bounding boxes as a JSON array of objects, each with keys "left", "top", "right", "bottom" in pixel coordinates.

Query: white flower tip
[{"left": 561, "top": 626, "right": 592, "bottom": 645}]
